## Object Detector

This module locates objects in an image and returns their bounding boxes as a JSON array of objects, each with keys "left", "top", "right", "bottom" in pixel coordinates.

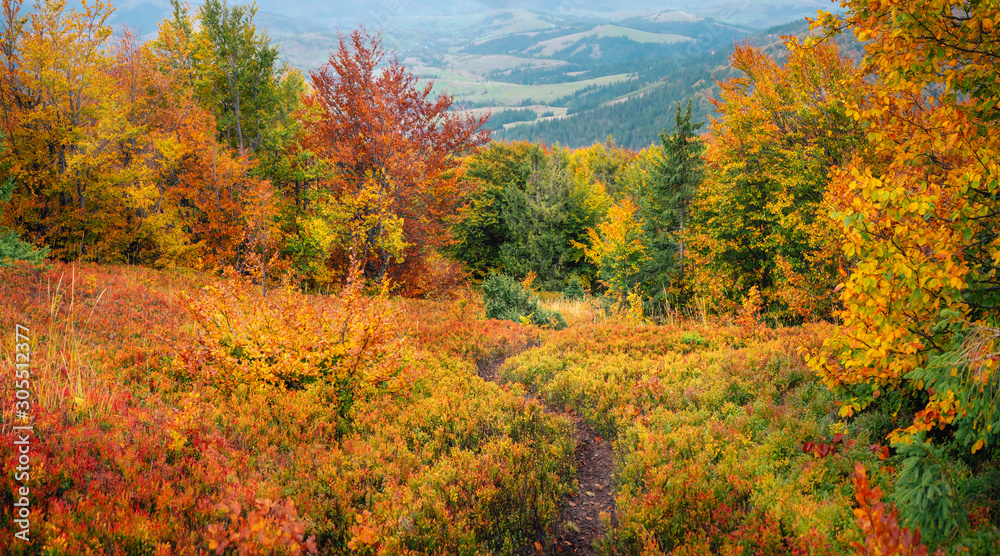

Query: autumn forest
[{"left": 1, "top": 0, "right": 999, "bottom": 554}]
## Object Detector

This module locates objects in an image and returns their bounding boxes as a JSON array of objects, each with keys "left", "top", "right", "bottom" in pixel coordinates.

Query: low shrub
[
  {"left": 500, "top": 322, "right": 878, "bottom": 554},
  {"left": 0, "top": 262, "right": 577, "bottom": 555},
  {"left": 482, "top": 273, "right": 566, "bottom": 330}
]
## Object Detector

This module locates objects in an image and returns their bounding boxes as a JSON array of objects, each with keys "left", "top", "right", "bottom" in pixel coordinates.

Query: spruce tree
[{"left": 641, "top": 100, "right": 704, "bottom": 300}]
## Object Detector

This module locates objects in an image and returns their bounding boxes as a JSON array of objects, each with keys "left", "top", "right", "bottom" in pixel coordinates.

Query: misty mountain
[
  {"left": 100, "top": 0, "right": 842, "bottom": 150},
  {"left": 108, "top": 0, "right": 838, "bottom": 39}
]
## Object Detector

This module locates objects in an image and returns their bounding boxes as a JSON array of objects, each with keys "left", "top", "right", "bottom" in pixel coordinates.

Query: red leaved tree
[{"left": 304, "top": 27, "right": 489, "bottom": 290}]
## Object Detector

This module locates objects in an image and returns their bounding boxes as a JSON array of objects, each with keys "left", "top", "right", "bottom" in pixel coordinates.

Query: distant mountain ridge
[
  {"left": 101, "top": 0, "right": 842, "bottom": 149},
  {"left": 492, "top": 17, "right": 832, "bottom": 149},
  {"left": 107, "top": 0, "right": 838, "bottom": 40}
]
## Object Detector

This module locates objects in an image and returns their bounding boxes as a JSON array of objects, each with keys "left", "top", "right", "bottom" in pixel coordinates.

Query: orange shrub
[{"left": 178, "top": 266, "right": 403, "bottom": 399}]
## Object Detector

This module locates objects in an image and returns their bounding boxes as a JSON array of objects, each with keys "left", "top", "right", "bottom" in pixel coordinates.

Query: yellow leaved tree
[
  {"left": 686, "top": 41, "right": 864, "bottom": 320},
  {"left": 807, "top": 1, "right": 1000, "bottom": 454},
  {"left": 577, "top": 199, "right": 649, "bottom": 317}
]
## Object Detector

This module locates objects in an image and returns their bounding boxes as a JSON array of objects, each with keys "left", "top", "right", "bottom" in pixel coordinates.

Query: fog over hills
[
  {"left": 100, "top": 0, "right": 841, "bottom": 148},
  {"left": 109, "top": 0, "right": 836, "bottom": 39}
]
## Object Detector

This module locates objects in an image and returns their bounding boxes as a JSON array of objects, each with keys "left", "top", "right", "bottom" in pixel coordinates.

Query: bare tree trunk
[
  {"left": 260, "top": 218, "right": 268, "bottom": 297},
  {"left": 231, "top": 71, "right": 245, "bottom": 157},
  {"left": 678, "top": 211, "right": 684, "bottom": 281}
]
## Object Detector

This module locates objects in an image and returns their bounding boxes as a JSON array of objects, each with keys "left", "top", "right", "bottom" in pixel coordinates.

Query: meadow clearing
[{"left": 0, "top": 261, "right": 919, "bottom": 555}]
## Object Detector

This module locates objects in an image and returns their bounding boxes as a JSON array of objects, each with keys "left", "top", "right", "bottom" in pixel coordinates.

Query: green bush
[
  {"left": 0, "top": 228, "right": 48, "bottom": 267},
  {"left": 562, "top": 275, "right": 585, "bottom": 301},
  {"left": 680, "top": 331, "right": 707, "bottom": 346},
  {"left": 483, "top": 273, "right": 566, "bottom": 330}
]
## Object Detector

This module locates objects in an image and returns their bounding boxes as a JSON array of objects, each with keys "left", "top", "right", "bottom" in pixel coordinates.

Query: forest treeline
[
  {"left": 2, "top": 0, "right": 1000, "bottom": 549},
  {"left": 0, "top": 0, "right": 489, "bottom": 295},
  {"left": 489, "top": 19, "right": 857, "bottom": 149}
]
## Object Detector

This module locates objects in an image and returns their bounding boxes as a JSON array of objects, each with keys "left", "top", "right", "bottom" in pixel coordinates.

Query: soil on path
[
  {"left": 477, "top": 354, "right": 616, "bottom": 555},
  {"left": 551, "top": 410, "right": 616, "bottom": 555}
]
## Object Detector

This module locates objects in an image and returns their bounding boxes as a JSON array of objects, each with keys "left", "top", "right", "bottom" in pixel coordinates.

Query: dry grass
[
  {"left": 538, "top": 296, "right": 605, "bottom": 327},
  {"left": 539, "top": 292, "right": 719, "bottom": 329},
  {"left": 2, "top": 262, "right": 206, "bottom": 420},
  {"left": 36, "top": 267, "right": 116, "bottom": 418}
]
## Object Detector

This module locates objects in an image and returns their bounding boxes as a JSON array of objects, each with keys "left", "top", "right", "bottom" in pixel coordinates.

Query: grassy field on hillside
[
  {"left": 528, "top": 25, "right": 692, "bottom": 56},
  {"left": 448, "top": 55, "right": 566, "bottom": 75},
  {"left": 425, "top": 73, "right": 634, "bottom": 106}
]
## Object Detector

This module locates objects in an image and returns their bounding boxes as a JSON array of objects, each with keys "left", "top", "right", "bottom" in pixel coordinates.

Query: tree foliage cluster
[
  {"left": 452, "top": 103, "right": 709, "bottom": 315},
  {"left": 802, "top": 0, "right": 1000, "bottom": 546},
  {"left": 451, "top": 108, "right": 697, "bottom": 314},
  {"left": 686, "top": 41, "right": 866, "bottom": 320},
  {"left": 455, "top": 9, "right": 1000, "bottom": 545},
  {"left": 449, "top": 140, "right": 618, "bottom": 292},
  {"left": 0, "top": 0, "right": 487, "bottom": 294}
]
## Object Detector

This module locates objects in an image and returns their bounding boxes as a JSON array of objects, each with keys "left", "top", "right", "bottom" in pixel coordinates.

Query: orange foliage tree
[
  {"left": 303, "top": 28, "right": 489, "bottom": 290},
  {"left": 807, "top": 0, "right": 1000, "bottom": 453},
  {"left": 0, "top": 0, "right": 130, "bottom": 260},
  {"left": 129, "top": 23, "right": 273, "bottom": 271},
  {"left": 146, "top": 2, "right": 285, "bottom": 273},
  {"left": 0, "top": 0, "right": 277, "bottom": 271},
  {"left": 686, "top": 41, "right": 865, "bottom": 320}
]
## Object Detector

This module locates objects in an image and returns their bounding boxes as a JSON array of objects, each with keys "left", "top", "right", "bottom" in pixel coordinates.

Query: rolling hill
[{"left": 104, "top": 0, "right": 842, "bottom": 148}]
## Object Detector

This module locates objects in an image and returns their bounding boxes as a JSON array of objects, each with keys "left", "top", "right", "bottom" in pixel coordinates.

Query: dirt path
[
  {"left": 552, "top": 411, "right": 615, "bottom": 555},
  {"left": 477, "top": 355, "right": 616, "bottom": 555}
]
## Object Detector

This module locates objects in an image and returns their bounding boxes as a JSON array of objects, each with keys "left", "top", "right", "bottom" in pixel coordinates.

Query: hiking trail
[{"left": 477, "top": 352, "right": 616, "bottom": 555}]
